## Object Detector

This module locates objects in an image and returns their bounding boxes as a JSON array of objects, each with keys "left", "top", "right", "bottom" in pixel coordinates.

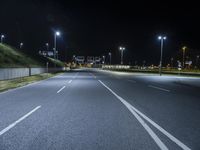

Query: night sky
[{"left": 0, "top": 0, "right": 200, "bottom": 65}]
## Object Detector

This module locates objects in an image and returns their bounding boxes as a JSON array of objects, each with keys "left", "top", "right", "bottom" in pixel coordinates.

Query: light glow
[
  {"left": 56, "top": 31, "right": 60, "bottom": 36},
  {"left": 158, "top": 36, "right": 167, "bottom": 40},
  {"left": 119, "top": 46, "right": 125, "bottom": 51}
]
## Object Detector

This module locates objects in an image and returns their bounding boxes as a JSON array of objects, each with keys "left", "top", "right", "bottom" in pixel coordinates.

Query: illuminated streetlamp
[
  {"left": 1, "top": 35, "right": 5, "bottom": 43},
  {"left": 102, "top": 55, "right": 105, "bottom": 64},
  {"left": 54, "top": 31, "right": 60, "bottom": 60},
  {"left": 108, "top": 52, "right": 112, "bottom": 65},
  {"left": 20, "top": 43, "right": 23, "bottom": 49},
  {"left": 119, "top": 46, "right": 125, "bottom": 65},
  {"left": 182, "top": 46, "right": 187, "bottom": 69},
  {"left": 158, "top": 36, "right": 167, "bottom": 76},
  {"left": 46, "top": 43, "right": 49, "bottom": 51}
]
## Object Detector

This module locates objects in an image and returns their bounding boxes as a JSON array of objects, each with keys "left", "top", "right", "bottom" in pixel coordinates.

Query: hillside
[
  {"left": 0, "top": 44, "right": 65, "bottom": 68},
  {"left": 0, "top": 43, "right": 42, "bottom": 67}
]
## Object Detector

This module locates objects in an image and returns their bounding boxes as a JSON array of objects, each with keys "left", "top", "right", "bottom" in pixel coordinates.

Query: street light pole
[
  {"left": 121, "top": 50, "right": 123, "bottom": 65},
  {"left": 46, "top": 43, "right": 49, "bottom": 51},
  {"left": 102, "top": 56, "right": 105, "bottom": 64},
  {"left": 171, "top": 57, "right": 173, "bottom": 68},
  {"left": 196, "top": 55, "right": 199, "bottom": 69},
  {"left": 54, "top": 34, "right": 57, "bottom": 60},
  {"left": 158, "top": 36, "right": 166, "bottom": 76},
  {"left": 109, "top": 52, "right": 112, "bottom": 65},
  {"left": 119, "top": 46, "right": 125, "bottom": 65},
  {"left": 54, "top": 31, "right": 60, "bottom": 60},
  {"left": 182, "top": 46, "right": 187, "bottom": 69},
  {"left": 1, "top": 35, "right": 5, "bottom": 43},
  {"left": 20, "top": 43, "right": 23, "bottom": 49}
]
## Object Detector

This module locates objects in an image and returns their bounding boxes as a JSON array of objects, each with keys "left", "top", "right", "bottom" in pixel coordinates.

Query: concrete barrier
[{"left": 0, "top": 67, "right": 65, "bottom": 80}]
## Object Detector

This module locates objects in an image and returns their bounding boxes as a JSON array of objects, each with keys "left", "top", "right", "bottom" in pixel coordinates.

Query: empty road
[{"left": 0, "top": 69, "right": 200, "bottom": 150}]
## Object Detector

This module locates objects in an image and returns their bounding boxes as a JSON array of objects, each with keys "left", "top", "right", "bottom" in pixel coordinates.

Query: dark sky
[{"left": 0, "top": 0, "right": 200, "bottom": 65}]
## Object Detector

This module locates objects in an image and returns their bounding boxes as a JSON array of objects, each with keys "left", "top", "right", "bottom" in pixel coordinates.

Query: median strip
[{"left": 0, "top": 106, "right": 41, "bottom": 136}]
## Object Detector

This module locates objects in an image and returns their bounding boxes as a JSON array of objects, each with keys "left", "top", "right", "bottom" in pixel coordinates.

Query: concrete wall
[{"left": 0, "top": 67, "right": 65, "bottom": 80}]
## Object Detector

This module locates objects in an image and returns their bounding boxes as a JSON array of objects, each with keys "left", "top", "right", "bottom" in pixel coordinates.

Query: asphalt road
[{"left": 0, "top": 69, "right": 200, "bottom": 150}]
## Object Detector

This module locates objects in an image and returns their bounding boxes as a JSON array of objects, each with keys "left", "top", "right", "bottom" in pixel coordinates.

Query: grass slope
[
  {"left": 0, "top": 44, "right": 65, "bottom": 68},
  {"left": 46, "top": 57, "right": 65, "bottom": 67},
  {"left": 0, "top": 43, "right": 42, "bottom": 67}
]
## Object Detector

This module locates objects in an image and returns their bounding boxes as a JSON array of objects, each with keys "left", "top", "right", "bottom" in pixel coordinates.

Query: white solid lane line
[
  {"left": 98, "top": 80, "right": 168, "bottom": 150},
  {"left": 127, "top": 79, "right": 137, "bottom": 83},
  {"left": 129, "top": 105, "right": 191, "bottom": 150},
  {"left": 0, "top": 106, "right": 41, "bottom": 136},
  {"left": 148, "top": 85, "right": 170, "bottom": 92},
  {"left": 68, "top": 80, "right": 72, "bottom": 83},
  {"left": 57, "top": 86, "right": 66, "bottom": 93},
  {"left": 98, "top": 80, "right": 191, "bottom": 150}
]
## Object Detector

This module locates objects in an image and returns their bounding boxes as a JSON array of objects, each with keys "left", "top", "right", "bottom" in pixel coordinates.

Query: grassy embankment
[
  {"left": 0, "top": 43, "right": 42, "bottom": 67},
  {"left": 0, "top": 43, "right": 65, "bottom": 68},
  {"left": 0, "top": 43, "right": 66, "bottom": 92}
]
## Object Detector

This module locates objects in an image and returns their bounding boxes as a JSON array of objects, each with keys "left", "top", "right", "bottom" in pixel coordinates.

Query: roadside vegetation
[
  {"left": 0, "top": 43, "right": 42, "bottom": 67},
  {"left": 46, "top": 57, "right": 65, "bottom": 67},
  {"left": 0, "top": 43, "right": 65, "bottom": 68},
  {"left": 103, "top": 68, "right": 200, "bottom": 77},
  {"left": 0, "top": 72, "right": 62, "bottom": 92}
]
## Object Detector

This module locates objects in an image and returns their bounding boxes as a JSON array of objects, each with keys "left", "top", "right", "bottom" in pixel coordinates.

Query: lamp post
[
  {"left": 1, "top": 35, "right": 5, "bottom": 43},
  {"left": 73, "top": 55, "right": 76, "bottom": 63},
  {"left": 54, "top": 31, "right": 60, "bottom": 60},
  {"left": 46, "top": 43, "right": 49, "bottom": 51},
  {"left": 20, "top": 43, "right": 23, "bottom": 49},
  {"left": 182, "top": 46, "right": 187, "bottom": 69},
  {"left": 119, "top": 46, "right": 125, "bottom": 65},
  {"left": 196, "top": 55, "right": 199, "bottom": 69},
  {"left": 171, "top": 57, "right": 174, "bottom": 68},
  {"left": 143, "top": 60, "right": 146, "bottom": 68},
  {"left": 102, "top": 55, "right": 105, "bottom": 64},
  {"left": 108, "top": 52, "right": 112, "bottom": 65},
  {"left": 158, "top": 36, "right": 167, "bottom": 76}
]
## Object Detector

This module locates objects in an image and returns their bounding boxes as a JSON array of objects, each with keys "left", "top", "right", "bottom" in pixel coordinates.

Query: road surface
[{"left": 0, "top": 69, "right": 200, "bottom": 150}]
